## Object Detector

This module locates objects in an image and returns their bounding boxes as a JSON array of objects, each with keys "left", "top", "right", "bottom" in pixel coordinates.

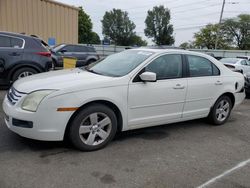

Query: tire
[
  {"left": 69, "top": 104, "right": 117, "bottom": 151},
  {"left": 12, "top": 67, "right": 38, "bottom": 82},
  {"left": 51, "top": 59, "right": 57, "bottom": 70},
  {"left": 208, "top": 95, "right": 232, "bottom": 126},
  {"left": 87, "top": 59, "right": 96, "bottom": 65}
]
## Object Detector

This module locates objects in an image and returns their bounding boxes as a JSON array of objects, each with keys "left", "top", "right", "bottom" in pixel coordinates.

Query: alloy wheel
[
  {"left": 18, "top": 71, "right": 34, "bottom": 79},
  {"left": 216, "top": 99, "right": 230, "bottom": 122},
  {"left": 79, "top": 112, "right": 112, "bottom": 146}
]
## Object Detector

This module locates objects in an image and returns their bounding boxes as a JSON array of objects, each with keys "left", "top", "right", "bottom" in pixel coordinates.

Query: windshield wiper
[{"left": 85, "top": 68, "right": 103, "bottom": 75}]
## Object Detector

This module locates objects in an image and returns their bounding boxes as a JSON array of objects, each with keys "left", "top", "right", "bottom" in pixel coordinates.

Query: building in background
[{"left": 0, "top": 0, "right": 79, "bottom": 45}]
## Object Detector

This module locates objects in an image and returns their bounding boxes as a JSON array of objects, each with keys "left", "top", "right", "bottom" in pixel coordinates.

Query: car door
[
  {"left": 128, "top": 54, "right": 187, "bottom": 128},
  {"left": 60, "top": 45, "right": 75, "bottom": 57},
  {"left": 73, "top": 46, "right": 89, "bottom": 66},
  {"left": 0, "top": 35, "right": 24, "bottom": 81},
  {"left": 182, "top": 55, "right": 222, "bottom": 118}
]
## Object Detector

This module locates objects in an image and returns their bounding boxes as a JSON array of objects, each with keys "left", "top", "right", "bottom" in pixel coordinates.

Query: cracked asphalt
[{"left": 0, "top": 90, "right": 250, "bottom": 188}]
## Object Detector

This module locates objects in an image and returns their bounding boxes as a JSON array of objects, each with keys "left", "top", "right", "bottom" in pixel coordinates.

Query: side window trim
[{"left": 0, "top": 34, "right": 25, "bottom": 49}]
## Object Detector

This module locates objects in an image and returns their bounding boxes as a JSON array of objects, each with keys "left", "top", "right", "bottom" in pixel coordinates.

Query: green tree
[
  {"left": 222, "top": 14, "right": 250, "bottom": 50},
  {"left": 89, "top": 32, "right": 101, "bottom": 44},
  {"left": 102, "top": 9, "right": 136, "bottom": 46},
  {"left": 130, "top": 35, "right": 148, "bottom": 46},
  {"left": 144, "top": 6, "right": 174, "bottom": 45},
  {"left": 193, "top": 24, "right": 232, "bottom": 49},
  {"left": 179, "top": 41, "right": 194, "bottom": 49},
  {"left": 78, "top": 7, "right": 93, "bottom": 44}
]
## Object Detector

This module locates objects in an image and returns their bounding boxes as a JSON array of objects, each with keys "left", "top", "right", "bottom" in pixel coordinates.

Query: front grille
[{"left": 7, "top": 87, "right": 25, "bottom": 105}]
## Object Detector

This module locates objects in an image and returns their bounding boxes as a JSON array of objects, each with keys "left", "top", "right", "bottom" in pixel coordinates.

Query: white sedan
[
  {"left": 220, "top": 58, "right": 250, "bottom": 74},
  {"left": 3, "top": 49, "right": 245, "bottom": 151}
]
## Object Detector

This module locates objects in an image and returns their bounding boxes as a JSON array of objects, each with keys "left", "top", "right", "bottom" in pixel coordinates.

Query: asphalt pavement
[{"left": 0, "top": 90, "right": 250, "bottom": 188}]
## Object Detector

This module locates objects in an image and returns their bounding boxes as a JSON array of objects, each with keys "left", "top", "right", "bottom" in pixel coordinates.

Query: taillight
[{"left": 35, "top": 52, "right": 51, "bottom": 57}]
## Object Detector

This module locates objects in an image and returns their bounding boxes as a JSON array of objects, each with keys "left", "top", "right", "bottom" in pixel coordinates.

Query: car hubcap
[
  {"left": 18, "top": 71, "right": 33, "bottom": 79},
  {"left": 79, "top": 112, "right": 112, "bottom": 146},
  {"left": 216, "top": 100, "right": 230, "bottom": 122}
]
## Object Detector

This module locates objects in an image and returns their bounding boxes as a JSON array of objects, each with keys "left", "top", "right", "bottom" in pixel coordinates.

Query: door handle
[
  {"left": 215, "top": 81, "right": 223, "bottom": 85},
  {"left": 173, "top": 84, "right": 185, "bottom": 89},
  {"left": 9, "top": 52, "right": 20, "bottom": 56}
]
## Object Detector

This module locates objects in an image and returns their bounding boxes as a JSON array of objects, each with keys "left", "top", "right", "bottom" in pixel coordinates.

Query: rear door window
[
  {"left": 0, "top": 35, "right": 24, "bottom": 48},
  {"left": 0, "top": 36, "right": 11, "bottom": 47},
  {"left": 11, "top": 38, "right": 23, "bottom": 48},
  {"left": 187, "top": 55, "right": 220, "bottom": 77},
  {"left": 74, "top": 46, "right": 88, "bottom": 52}
]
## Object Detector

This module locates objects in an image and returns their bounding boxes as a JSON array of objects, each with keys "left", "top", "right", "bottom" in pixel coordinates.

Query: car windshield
[
  {"left": 52, "top": 44, "right": 65, "bottom": 52},
  {"left": 220, "top": 58, "right": 239, "bottom": 64},
  {"left": 85, "top": 50, "right": 154, "bottom": 77}
]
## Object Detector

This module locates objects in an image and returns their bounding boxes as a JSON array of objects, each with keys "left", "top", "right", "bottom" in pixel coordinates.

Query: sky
[{"left": 56, "top": 0, "right": 250, "bottom": 46}]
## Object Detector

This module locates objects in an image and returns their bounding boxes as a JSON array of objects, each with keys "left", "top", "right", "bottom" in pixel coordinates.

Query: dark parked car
[
  {"left": 51, "top": 44, "right": 99, "bottom": 67},
  {"left": 244, "top": 73, "right": 250, "bottom": 95},
  {"left": 0, "top": 32, "right": 52, "bottom": 86}
]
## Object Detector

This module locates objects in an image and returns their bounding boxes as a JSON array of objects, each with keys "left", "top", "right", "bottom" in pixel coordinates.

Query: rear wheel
[
  {"left": 12, "top": 67, "right": 38, "bottom": 82},
  {"left": 69, "top": 104, "right": 117, "bottom": 151},
  {"left": 208, "top": 96, "right": 232, "bottom": 125}
]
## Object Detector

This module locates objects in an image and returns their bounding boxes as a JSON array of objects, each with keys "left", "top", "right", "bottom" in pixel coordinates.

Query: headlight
[{"left": 22, "top": 90, "right": 56, "bottom": 112}]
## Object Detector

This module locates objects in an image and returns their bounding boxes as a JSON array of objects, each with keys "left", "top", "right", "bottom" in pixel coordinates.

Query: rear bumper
[{"left": 234, "top": 91, "right": 245, "bottom": 107}]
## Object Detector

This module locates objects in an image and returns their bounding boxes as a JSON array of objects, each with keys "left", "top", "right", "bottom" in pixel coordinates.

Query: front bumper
[{"left": 2, "top": 95, "right": 73, "bottom": 141}]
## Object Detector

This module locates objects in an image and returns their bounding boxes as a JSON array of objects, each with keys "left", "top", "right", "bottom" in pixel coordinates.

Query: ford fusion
[{"left": 3, "top": 49, "right": 245, "bottom": 151}]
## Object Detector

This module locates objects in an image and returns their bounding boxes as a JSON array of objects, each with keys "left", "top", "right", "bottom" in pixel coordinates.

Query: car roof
[
  {"left": 0, "top": 31, "right": 40, "bottom": 40},
  {"left": 131, "top": 48, "right": 211, "bottom": 57},
  {"left": 132, "top": 48, "right": 186, "bottom": 53},
  {"left": 221, "top": 57, "right": 242, "bottom": 60},
  {"left": 63, "top": 44, "right": 94, "bottom": 48}
]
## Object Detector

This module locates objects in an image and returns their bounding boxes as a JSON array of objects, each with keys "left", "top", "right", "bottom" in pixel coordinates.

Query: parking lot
[{"left": 0, "top": 89, "right": 250, "bottom": 188}]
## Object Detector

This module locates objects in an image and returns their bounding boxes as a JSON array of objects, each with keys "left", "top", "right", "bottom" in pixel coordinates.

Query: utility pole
[{"left": 215, "top": 0, "right": 226, "bottom": 49}]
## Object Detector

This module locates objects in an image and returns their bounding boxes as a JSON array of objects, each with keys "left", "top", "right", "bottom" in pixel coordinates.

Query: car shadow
[
  {"left": 114, "top": 118, "right": 208, "bottom": 142},
  {"left": 1, "top": 118, "right": 209, "bottom": 154}
]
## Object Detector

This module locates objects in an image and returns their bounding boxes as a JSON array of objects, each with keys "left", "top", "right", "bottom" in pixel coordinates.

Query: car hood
[{"left": 13, "top": 68, "right": 120, "bottom": 93}]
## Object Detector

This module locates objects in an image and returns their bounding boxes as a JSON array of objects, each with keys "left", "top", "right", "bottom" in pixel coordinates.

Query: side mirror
[
  {"left": 60, "top": 49, "right": 67, "bottom": 53},
  {"left": 139, "top": 72, "right": 157, "bottom": 82}
]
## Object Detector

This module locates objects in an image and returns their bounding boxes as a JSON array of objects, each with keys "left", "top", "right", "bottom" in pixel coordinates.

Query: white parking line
[{"left": 197, "top": 158, "right": 250, "bottom": 188}]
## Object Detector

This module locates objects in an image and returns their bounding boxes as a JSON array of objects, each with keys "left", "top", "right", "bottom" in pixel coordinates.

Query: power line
[
  {"left": 123, "top": 0, "right": 179, "bottom": 11},
  {"left": 126, "top": 2, "right": 222, "bottom": 17},
  {"left": 175, "top": 25, "right": 208, "bottom": 30},
  {"left": 172, "top": 3, "right": 222, "bottom": 14}
]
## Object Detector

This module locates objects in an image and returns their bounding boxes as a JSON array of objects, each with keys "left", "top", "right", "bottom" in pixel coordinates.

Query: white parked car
[
  {"left": 220, "top": 58, "right": 250, "bottom": 74},
  {"left": 237, "top": 56, "right": 250, "bottom": 61},
  {"left": 3, "top": 49, "right": 245, "bottom": 151}
]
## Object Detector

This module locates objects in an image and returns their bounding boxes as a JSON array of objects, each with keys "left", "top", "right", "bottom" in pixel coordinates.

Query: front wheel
[
  {"left": 69, "top": 104, "right": 117, "bottom": 151},
  {"left": 208, "top": 96, "right": 232, "bottom": 125},
  {"left": 12, "top": 67, "right": 38, "bottom": 82}
]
